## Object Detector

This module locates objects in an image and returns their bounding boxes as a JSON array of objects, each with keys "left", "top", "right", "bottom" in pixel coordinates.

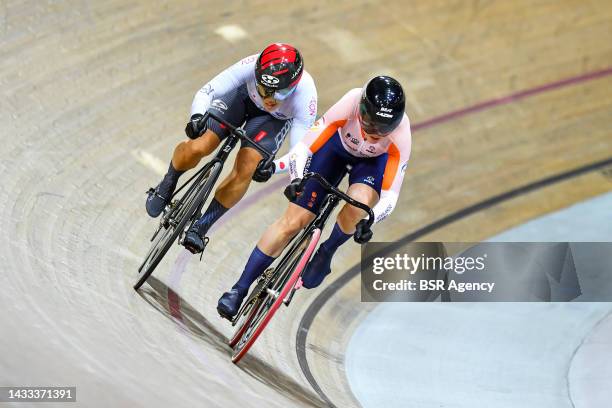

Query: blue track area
[
  {"left": 345, "top": 191, "right": 612, "bottom": 408},
  {"left": 490, "top": 191, "right": 612, "bottom": 241},
  {"left": 346, "top": 303, "right": 612, "bottom": 408}
]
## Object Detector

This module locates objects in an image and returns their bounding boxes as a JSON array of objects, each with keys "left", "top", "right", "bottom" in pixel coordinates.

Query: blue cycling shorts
[{"left": 295, "top": 132, "right": 388, "bottom": 214}]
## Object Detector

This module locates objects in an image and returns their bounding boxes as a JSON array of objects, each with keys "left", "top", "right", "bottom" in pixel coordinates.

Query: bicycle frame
[
  {"left": 231, "top": 172, "right": 375, "bottom": 322},
  {"left": 230, "top": 197, "right": 334, "bottom": 325},
  {"left": 229, "top": 172, "right": 376, "bottom": 362},
  {"left": 135, "top": 111, "right": 273, "bottom": 289},
  {"left": 170, "top": 111, "right": 272, "bottom": 200},
  {"left": 164, "top": 111, "right": 273, "bottom": 232},
  {"left": 278, "top": 171, "right": 376, "bottom": 276}
]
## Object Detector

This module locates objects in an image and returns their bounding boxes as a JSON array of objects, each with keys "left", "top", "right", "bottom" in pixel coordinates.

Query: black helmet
[
  {"left": 255, "top": 43, "right": 304, "bottom": 100},
  {"left": 359, "top": 76, "right": 405, "bottom": 135}
]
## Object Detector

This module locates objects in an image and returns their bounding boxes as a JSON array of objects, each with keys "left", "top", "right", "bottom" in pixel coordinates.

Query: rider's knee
[
  {"left": 189, "top": 132, "right": 219, "bottom": 157},
  {"left": 237, "top": 156, "right": 260, "bottom": 178},
  {"left": 185, "top": 141, "right": 207, "bottom": 159},
  {"left": 339, "top": 185, "right": 379, "bottom": 225},
  {"left": 338, "top": 203, "right": 366, "bottom": 225}
]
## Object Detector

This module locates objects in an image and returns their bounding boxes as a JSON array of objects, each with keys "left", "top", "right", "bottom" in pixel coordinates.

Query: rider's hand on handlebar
[
  {"left": 252, "top": 160, "right": 276, "bottom": 183},
  {"left": 354, "top": 219, "right": 373, "bottom": 244},
  {"left": 185, "top": 113, "right": 206, "bottom": 139},
  {"left": 284, "top": 178, "right": 303, "bottom": 201}
]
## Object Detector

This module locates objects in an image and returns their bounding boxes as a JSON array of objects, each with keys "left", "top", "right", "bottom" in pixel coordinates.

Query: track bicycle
[
  {"left": 228, "top": 172, "right": 374, "bottom": 363},
  {"left": 134, "top": 112, "right": 272, "bottom": 290}
]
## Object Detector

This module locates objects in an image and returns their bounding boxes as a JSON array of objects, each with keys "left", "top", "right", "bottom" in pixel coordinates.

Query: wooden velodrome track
[{"left": 1, "top": 1, "right": 611, "bottom": 407}]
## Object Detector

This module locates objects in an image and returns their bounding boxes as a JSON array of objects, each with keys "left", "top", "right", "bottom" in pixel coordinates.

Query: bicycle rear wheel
[
  {"left": 231, "top": 228, "right": 322, "bottom": 363},
  {"left": 134, "top": 162, "right": 221, "bottom": 290}
]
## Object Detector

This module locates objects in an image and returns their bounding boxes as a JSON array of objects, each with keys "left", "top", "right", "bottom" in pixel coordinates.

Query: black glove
[
  {"left": 284, "top": 178, "right": 303, "bottom": 201},
  {"left": 185, "top": 113, "right": 206, "bottom": 139},
  {"left": 252, "top": 160, "right": 276, "bottom": 183},
  {"left": 354, "top": 219, "right": 373, "bottom": 244}
]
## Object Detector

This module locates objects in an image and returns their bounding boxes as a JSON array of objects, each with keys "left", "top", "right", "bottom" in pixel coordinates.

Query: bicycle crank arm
[
  {"left": 231, "top": 268, "right": 275, "bottom": 324},
  {"left": 149, "top": 225, "right": 162, "bottom": 242},
  {"left": 283, "top": 287, "right": 298, "bottom": 306},
  {"left": 266, "top": 288, "right": 280, "bottom": 299}
]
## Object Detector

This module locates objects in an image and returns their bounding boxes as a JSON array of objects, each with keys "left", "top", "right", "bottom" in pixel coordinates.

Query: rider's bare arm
[{"left": 190, "top": 55, "right": 257, "bottom": 115}]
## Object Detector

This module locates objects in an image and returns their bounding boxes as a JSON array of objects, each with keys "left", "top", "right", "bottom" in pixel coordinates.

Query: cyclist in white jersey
[
  {"left": 217, "top": 76, "right": 412, "bottom": 319},
  {"left": 145, "top": 43, "right": 317, "bottom": 253}
]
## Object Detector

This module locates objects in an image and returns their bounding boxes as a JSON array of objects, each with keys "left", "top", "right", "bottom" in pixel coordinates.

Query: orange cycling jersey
[{"left": 275, "top": 88, "right": 412, "bottom": 223}]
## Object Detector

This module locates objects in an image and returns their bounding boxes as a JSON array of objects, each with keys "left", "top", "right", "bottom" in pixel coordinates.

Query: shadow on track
[{"left": 136, "top": 275, "right": 326, "bottom": 408}]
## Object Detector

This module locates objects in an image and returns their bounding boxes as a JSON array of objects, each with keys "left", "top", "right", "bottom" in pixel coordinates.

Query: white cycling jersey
[{"left": 190, "top": 54, "right": 317, "bottom": 147}]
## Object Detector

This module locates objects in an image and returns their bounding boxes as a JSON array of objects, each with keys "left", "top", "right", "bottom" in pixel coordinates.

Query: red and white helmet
[{"left": 255, "top": 43, "right": 304, "bottom": 100}]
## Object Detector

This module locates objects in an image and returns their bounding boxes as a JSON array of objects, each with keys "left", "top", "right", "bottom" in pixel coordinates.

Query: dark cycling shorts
[
  {"left": 205, "top": 84, "right": 291, "bottom": 157},
  {"left": 295, "top": 132, "right": 388, "bottom": 214}
]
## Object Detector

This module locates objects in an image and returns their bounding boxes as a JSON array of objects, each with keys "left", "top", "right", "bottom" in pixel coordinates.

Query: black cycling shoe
[
  {"left": 146, "top": 183, "right": 174, "bottom": 218},
  {"left": 183, "top": 229, "right": 206, "bottom": 254},
  {"left": 217, "top": 289, "right": 246, "bottom": 320},
  {"left": 301, "top": 246, "right": 333, "bottom": 289}
]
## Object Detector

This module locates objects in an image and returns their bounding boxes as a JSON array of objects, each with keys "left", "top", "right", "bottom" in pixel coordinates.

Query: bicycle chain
[{"left": 244, "top": 267, "right": 275, "bottom": 306}]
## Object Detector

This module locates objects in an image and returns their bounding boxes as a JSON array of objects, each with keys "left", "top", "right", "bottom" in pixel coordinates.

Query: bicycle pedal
[
  {"left": 283, "top": 278, "right": 304, "bottom": 306},
  {"left": 160, "top": 213, "right": 172, "bottom": 228},
  {"left": 199, "top": 237, "right": 210, "bottom": 261}
]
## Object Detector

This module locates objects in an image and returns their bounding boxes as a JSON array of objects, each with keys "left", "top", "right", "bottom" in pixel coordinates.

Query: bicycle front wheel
[
  {"left": 134, "top": 162, "right": 221, "bottom": 290},
  {"left": 231, "top": 228, "right": 322, "bottom": 363}
]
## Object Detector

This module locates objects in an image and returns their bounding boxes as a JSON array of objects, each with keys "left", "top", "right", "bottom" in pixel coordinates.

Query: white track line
[
  {"left": 131, "top": 149, "right": 167, "bottom": 176},
  {"left": 214, "top": 24, "right": 248, "bottom": 43}
]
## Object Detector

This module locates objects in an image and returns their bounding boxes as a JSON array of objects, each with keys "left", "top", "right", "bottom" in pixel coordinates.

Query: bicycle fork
[{"left": 286, "top": 195, "right": 339, "bottom": 305}]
